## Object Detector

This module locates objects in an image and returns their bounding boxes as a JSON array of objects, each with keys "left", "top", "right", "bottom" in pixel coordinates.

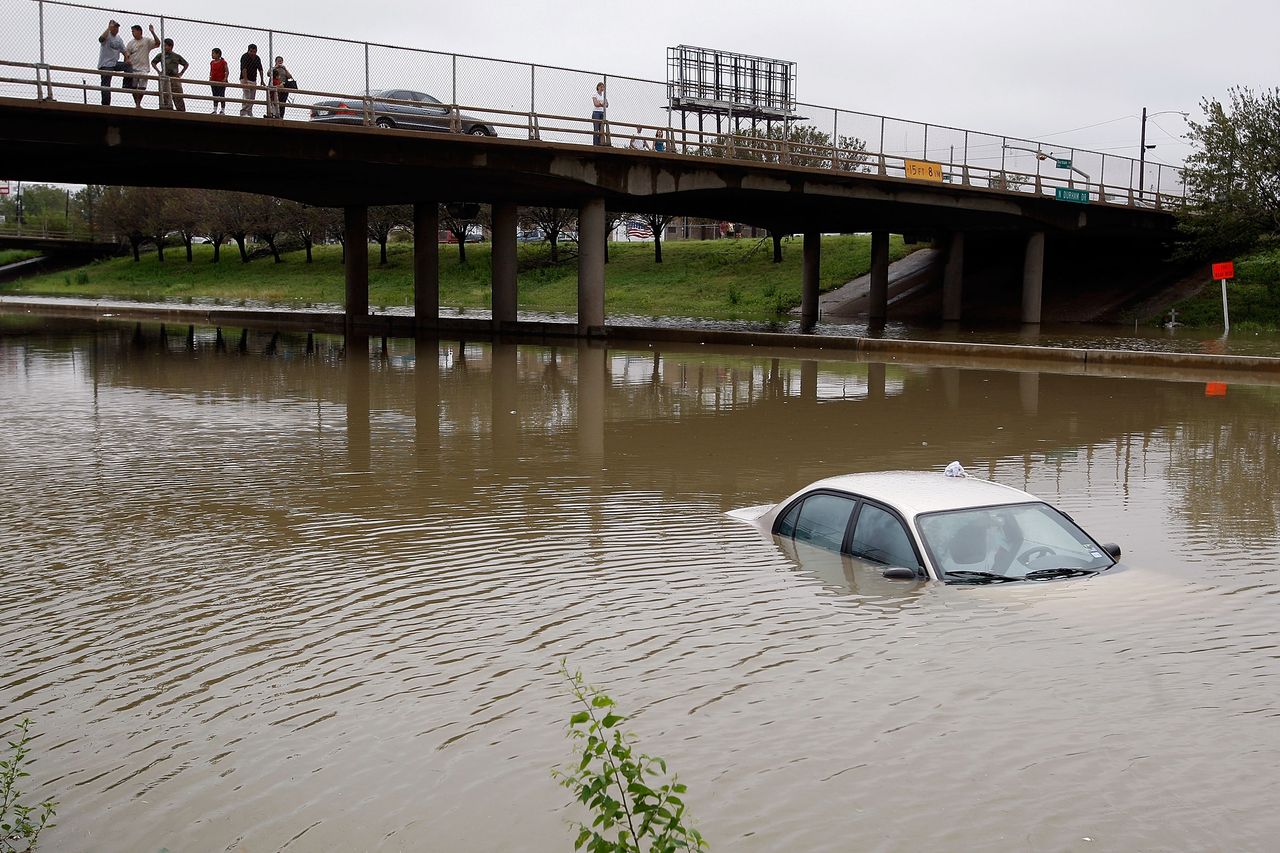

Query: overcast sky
[{"left": 121, "top": 0, "right": 1268, "bottom": 168}]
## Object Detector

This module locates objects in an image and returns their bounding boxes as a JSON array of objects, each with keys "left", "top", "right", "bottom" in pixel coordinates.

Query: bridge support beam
[
  {"left": 491, "top": 202, "right": 518, "bottom": 326},
  {"left": 942, "top": 232, "right": 964, "bottom": 322},
  {"left": 869, "top": 230, "right": 890, "bottom": 323},
  {"left": 344, "top": 205, "right": 368, "bottom": 329},
  {"left": 578, "top": 197, "right": 605, "bottom": 336},
  {"left": 1021, "top": 231, "right": 1045, "bottom": 325},
  {"left": 413, "top": 201, "right": 439, "bottom": 329},
  {"left": 800, "top": 231, "right": 820, "bottom": 332}
]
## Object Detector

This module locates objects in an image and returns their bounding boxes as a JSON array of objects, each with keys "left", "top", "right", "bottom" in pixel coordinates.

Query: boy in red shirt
[{"left": 209, "top": 47, "right": 229, "bottom": 114}]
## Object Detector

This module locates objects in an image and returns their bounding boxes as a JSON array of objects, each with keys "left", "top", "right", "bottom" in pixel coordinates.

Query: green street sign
[
  {"left": 1055, "top": 158, "right": 1072, "bottom": 169},
  {"left": 1055, "top": 187, "right": 1090, "bottom": 204}
]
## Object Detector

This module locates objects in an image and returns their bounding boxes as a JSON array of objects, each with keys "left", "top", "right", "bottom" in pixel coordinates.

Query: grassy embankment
[
  {"left": 1172, "top": 245, "right": 1280, "bottom": 331},
  {"left": 0, "top": 249, "right": 40, "bottom": 266},
  {"left": 0, "top": 235, "right": 910, "bottom": 321}
]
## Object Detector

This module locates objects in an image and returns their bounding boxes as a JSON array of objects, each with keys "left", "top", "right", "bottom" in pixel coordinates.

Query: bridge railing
[{"left": 2, "top": 0, "right": 1187, "bottom": 210}]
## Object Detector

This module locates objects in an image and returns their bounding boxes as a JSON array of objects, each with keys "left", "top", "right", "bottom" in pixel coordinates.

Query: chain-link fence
[{"left": 0, "top": 0, "right": 1186, "bottom": 208}]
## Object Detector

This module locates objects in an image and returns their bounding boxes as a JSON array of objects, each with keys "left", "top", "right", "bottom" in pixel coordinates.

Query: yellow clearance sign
[{"left": 904, "top": 159, "right": 945, "bottom": 182}]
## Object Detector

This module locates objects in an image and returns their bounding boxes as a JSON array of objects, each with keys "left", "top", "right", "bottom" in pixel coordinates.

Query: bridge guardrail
[{"left": 1, "top": 0, "right": 1186, "bottom": 210}]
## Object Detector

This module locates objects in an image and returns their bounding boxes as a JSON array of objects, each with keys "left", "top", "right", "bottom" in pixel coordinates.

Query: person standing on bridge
[
  {"left": 123, "top": 22, "right": 160, "bottom": 108},
  {"left": 96, "top": 19, "right": 130, "bottom": 106},
  {"left": 209, "top": 48, "right": 229, "bottom": 114},
  {"left": 266, "top": 56, "right": 294, "bottom": 119},
  {"left": 591, "top": 81, "right": 608, "bottom": 146},
  {"left": 239, "top": 43, "right": 264, "bottom": 117},
  {"left": 151, "top": 38, "right": 189, "bottom": 112}
]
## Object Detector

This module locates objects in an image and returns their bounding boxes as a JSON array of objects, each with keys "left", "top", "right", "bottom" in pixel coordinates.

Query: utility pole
[{"left": 1138, "top": 106, "right": 1148, "bottom": 200}]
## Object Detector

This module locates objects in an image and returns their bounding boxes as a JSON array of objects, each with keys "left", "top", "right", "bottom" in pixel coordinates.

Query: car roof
[{"left": 799, "top": 471, "right": 1040, "bottom": 519}]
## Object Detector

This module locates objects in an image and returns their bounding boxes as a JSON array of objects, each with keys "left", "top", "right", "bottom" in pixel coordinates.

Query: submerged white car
[{"left": 729, "top": 467, "right": 1121, "bottom": 585}]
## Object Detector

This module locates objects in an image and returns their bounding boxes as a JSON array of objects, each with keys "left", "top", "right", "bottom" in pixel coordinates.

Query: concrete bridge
[{"left": 0, "top": 97, "right": 1180, "bottom": 334}]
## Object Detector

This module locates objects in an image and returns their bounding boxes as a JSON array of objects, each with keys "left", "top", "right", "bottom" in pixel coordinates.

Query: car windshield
[{"left": 916, "top": 502, "right": 1115, "bottom": 585}]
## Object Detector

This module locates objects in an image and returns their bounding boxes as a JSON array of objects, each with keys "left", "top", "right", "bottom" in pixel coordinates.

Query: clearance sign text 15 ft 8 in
[{"left": 904, "top": 160, "right": 944, "bottom": 182}]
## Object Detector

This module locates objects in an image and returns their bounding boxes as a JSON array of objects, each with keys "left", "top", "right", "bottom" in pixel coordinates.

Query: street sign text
[{"left": 1054, "top": 187, "right": 1090, "bottom": 204}]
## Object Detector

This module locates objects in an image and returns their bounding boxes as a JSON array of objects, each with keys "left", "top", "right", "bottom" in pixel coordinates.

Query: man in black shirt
[{"left": 239, "top": 43, "right": 264, "bottom": 116}]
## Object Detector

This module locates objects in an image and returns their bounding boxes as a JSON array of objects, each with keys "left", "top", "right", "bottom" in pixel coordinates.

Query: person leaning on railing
[
  {"left": 96, "top": 18, "right": 130, "bottom": 107},
  {"left": 123, "top": 22, "right": 159, "bottom": 108}
]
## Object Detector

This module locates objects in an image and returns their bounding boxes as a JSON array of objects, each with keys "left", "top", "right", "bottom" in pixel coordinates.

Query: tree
[
  {"left": 98, "top": 186, "right": 148, "bottom": 261},
  {"left": 768, "top": 228, "right": 784, "bottom": 263},
  {"left": 439, "top": 202, "right": 484, "bottom": 264},
  {"left": 603, "top": 211, "right": 624, "bottom": 263},
  {"left": 368, "top": 204, "right": 412, "bottom": 265},
  {"left": 521, "top": 206, "right": 576, "bottom": 263},
  {"left": 195, "top": 190, "right": 233, "bottom": 262},
  {"left": 74, "top": 184, "right": 108, "bottom": 239},
  {"left": 282, "top": 202, "right": 337, "bottom": 263},
  {"left": 247, "top": 195, "right": 286, "bottom": 263},
  {"left": 162, "top": 189, "right": 202, "bottom": 262},
  {"left": 718, "top": 124, "right": 870, "bottom": 171},
  {"left": 1181, "top": 86, "right": 1280, "bottom": 257},
  {"left": 202, "top": 191, "right": 256, "bottom": 262},
  {"left": 640, "top": 212, "right": 677, "bottom": 263}
]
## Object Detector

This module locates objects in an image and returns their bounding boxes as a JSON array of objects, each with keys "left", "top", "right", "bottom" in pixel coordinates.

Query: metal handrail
[
  {"left": 8, "top": 0, "right": 1186, "bottom": 206},
  {"left": 0, "top": 54, "right": 1186, "bottom": 211}
]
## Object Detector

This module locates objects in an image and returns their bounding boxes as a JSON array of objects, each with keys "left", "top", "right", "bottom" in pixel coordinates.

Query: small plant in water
[
  {"left": 1, "top": 718, "right": 56, "bottom": 852},
  {"left": 552, "top": 664, "right": 706, "bottom": 853}
]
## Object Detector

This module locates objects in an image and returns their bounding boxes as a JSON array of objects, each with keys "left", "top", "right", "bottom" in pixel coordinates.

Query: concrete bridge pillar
[
  {"left": 801, "top": 232, "right": 820, "bottom": 332},
  {"left": 1021, "top": 231, "right": 1045, "bottom": 325},
  {"left": 491, "top": 202, "right": 518, "bottom": 326},
  {"left": 868, "top": 230, "right": 890, "bottom": 323},
  {"left": 578, "top": 197, "right": 606, "bottom": 335},
  {"left": 942, "top": 232, "right": 964, "bottom": 322},
  {"left": 413, "top": 202, "right": 439, "bottom": 329},
  {"left": 344, "top": 206, "right": 369, "bottom": 329}
]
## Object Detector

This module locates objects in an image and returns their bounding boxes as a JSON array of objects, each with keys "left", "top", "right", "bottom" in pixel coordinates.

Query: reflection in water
[{"left": 0, "top": 317, "right": 1278, "bottom": 852}]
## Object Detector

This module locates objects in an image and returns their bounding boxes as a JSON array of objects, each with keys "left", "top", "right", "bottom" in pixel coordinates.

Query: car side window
[
  {"left": 850, "top": 503, "right": 921, "bottom": 570},
  {"left": 786, "top": 494, "right": 857, "bottom": 553}
]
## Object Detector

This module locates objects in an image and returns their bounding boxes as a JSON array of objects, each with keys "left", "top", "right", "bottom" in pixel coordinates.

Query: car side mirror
[
  {"left": 1102, "top": 543, "right": 1122, "bottom": 559},
  {"left": 882, "top": 566, "right": 920, "bottom": 581}
]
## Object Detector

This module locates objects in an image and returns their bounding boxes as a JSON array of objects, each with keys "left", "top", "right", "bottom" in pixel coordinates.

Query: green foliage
[
  {"left": 1180, "top": 87, "right": 1280, "bottom": 257},
  {"left": 726, "top": 283, "right": 741, "bottom": 305},
  {"left": 552, "top": 665, "right": 706, "bottom": 853},
  {"left": 715, "top": 124, "right": 870, "bottom": 171},
  {"left": 1, "top": 719, "right": 56, "bottom": 853},
  {"left": 3, "top": 235, "right": 911, "bottom": 322},
  {"left": 1171, "top": 241, "right": 1280, "bottom": 329}
]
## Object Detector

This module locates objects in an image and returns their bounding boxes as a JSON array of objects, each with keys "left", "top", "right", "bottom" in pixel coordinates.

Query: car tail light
[{"left": 335, "top": 102, "right": 355, "bottom": 116}]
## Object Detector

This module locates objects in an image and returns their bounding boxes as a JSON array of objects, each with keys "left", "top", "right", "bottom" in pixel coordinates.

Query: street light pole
[{"left": 1138, "top": 106, "right": 1148, "bottom": 199}]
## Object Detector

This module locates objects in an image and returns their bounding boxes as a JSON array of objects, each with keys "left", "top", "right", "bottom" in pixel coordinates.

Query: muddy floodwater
[{"left": 2, "top": 317, "right": 1278, "bottom": 852}]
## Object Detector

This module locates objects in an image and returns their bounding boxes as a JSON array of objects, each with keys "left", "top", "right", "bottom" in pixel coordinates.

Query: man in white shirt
[
  {"left": 123, "top": 22, "right": 159, "bottom": 108},
  {"left": 629, "top": 125, "right": 650, "bottom": 151},
  {"left": 96, "top": 19, "right": 129, "bottom": 106}
]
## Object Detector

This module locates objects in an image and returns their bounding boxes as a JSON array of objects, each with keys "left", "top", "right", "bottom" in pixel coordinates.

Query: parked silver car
[{"left": 309, "top": 89, "right": 496, "bottom": 136}]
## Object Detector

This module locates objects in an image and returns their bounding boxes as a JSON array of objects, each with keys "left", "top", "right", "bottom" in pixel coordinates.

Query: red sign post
[{"left": 1213, "top": 261, "right": 1234, "bottom": 334}]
